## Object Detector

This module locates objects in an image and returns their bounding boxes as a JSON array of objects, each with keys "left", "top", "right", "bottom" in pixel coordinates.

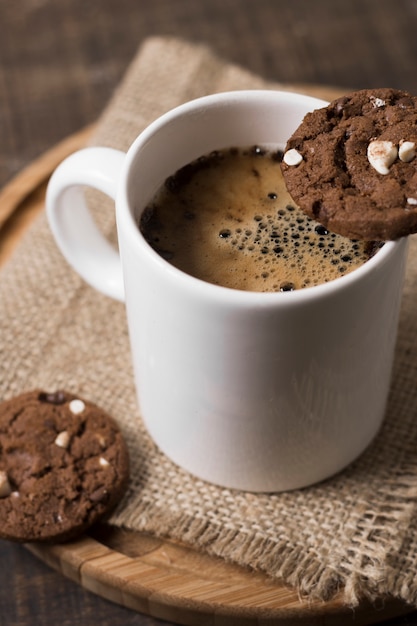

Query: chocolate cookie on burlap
[
  {"left": 281, "top": 88, "right": 417, "bottom": 240},
  {"left": 0, "top": 390, "right": 129, "bottom": 542}
]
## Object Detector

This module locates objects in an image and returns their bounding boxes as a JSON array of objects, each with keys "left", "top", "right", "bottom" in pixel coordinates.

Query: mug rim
[{"left": 117, "top": 89, "right": 406, "bottom": 305}]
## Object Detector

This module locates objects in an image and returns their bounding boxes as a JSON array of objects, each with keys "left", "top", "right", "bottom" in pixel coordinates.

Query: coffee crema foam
[{"left": 139, "top": 147, "right": 381, "bottom": 292}]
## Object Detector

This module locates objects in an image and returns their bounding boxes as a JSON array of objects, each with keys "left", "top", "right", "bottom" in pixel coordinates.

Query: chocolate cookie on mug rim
[
  {"left": 0, "top": 390, "right": 129, "bottom": 543},
  {"left": 281, "top": 88, "right": 417, "bottom": 241}
]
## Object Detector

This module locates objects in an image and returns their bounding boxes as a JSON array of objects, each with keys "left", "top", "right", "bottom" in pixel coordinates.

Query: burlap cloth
[{"left": 2, "top": 36, "right": 417, "bottom": 609}]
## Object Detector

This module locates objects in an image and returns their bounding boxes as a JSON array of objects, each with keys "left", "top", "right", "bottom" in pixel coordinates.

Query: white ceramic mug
[{"left": 46, "top": 90, "right": 408, "bottom": 492}]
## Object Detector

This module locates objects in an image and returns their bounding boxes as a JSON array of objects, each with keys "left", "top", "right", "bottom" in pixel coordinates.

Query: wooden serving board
[{"left": 0, "top": 117, "right": 413, "bottom": 626}]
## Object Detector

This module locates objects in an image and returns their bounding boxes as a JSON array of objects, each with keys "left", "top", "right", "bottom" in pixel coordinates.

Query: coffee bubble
[{"left": 139, "top": 147, "right": 381, "bottom": 292}]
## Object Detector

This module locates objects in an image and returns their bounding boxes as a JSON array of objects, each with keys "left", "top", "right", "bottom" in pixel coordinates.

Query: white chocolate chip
[
  {"left": 69, "top": 399, "right": 85, "bottom": 415},
  {"left": 399, "top": 140, "right": 416, "bottom": 163},
  {"left": 96, "top": 434, "right": 107, "bottom": 448},
  {"left": 367, "top": 140, "right": 398, "bottom": 175},
  {"left": 283, "top": 148, "right": 303, "bottom": 166},
  {"left": 0, "top": 471, "right": 12, "bottom": 498},
  {"left": 99, "top": 456, "right": 110, "bottom": 467},
  {"left": 371, "top": 96, "right": 386, "bottom": 108},
  {"left": 407, "top": 197, "right": 417, "bottom": 206},
  {"left": 54, "top": 430, "right": 71, "bottom": 449}
]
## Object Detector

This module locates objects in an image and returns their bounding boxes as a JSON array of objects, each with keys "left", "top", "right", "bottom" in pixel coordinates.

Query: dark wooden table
[{"left": 2, "top": 1, "right": 417, "bottom": 624}]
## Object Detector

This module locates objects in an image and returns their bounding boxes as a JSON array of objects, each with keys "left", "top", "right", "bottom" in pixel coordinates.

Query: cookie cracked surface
[
  {"left": 281, "top": 88, "right": 417, "bottom": 240},
  {"left": 0, "top": 390, "right": 129, "bottom": 543}
]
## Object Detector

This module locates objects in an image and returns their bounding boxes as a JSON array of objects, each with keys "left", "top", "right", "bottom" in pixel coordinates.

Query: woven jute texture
[{"left": 2, "top": 36, "right": 417, "bottom": 608}]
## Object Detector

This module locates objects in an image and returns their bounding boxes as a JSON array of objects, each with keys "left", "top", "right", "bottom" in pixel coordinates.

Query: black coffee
[{"left": 139, "top": 147, "right": 380, "bottom": 292}]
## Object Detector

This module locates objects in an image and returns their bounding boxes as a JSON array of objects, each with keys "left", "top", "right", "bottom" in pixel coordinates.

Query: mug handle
[{"left": 46, "top": 147, "right": 126, "bottom": 302}]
